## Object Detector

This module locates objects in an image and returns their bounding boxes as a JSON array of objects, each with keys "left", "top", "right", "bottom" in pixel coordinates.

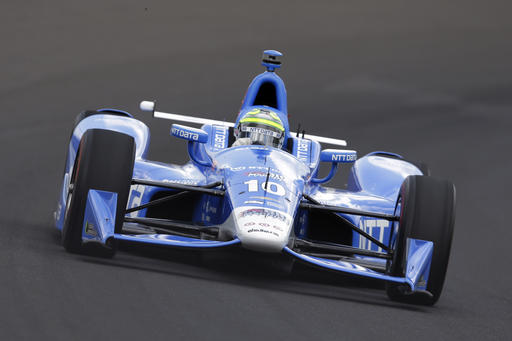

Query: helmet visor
[{"left": 239, "top": 126, "right": 283, "bottom": 147}]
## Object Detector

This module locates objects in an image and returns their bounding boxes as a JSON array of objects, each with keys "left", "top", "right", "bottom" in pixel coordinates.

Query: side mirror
[
  {"left": 320, "top": 149, "right": 357, "bottom": 163},
  {"left": 171, "top": 124, "right": 208, "bottom": 144}
]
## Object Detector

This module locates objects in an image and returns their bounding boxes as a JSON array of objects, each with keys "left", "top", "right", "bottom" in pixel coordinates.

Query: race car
[{"left": 55, "top": 50, "right": 456, "bottom": 305}]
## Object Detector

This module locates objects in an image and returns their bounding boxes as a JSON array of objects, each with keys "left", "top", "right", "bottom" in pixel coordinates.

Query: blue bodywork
[{"left": 55, "top": 57, "right": 431, "bottom": 293}]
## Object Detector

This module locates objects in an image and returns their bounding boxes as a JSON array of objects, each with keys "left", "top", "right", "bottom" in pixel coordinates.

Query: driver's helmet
[{"left": 234, "top": 108, "right": 285, "bottom": 148}]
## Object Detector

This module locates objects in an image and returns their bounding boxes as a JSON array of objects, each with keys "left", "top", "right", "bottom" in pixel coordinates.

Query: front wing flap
[{"left": 285, "top": 239, "right": 433, "bottom": 292}]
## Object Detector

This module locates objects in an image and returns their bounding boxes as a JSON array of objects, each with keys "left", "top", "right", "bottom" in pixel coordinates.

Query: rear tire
[
  {"left": 386, "top": 175, "right": 456, "bottom": 305},
  {"left": 62, "top": 129, "right": 135, "bottom": 256}
]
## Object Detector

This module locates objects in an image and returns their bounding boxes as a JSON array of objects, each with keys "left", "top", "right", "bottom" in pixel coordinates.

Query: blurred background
[{"left": 1, "top": 1, "right": 511, "bottom": 340}]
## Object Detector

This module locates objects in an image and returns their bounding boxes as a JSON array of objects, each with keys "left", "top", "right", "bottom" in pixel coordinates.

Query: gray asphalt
[{"left": 1, "top": 1, "right": 511, "bottom": 340}]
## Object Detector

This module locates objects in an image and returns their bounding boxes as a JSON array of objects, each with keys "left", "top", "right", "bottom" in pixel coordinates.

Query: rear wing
[{"left": 140, "top": 101, "right": 347, "bottom": 147}]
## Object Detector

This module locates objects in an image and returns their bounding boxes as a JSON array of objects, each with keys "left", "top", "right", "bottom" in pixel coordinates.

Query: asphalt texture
[{"left": 1, "top": 1, "right": 511, "bottom": 340}]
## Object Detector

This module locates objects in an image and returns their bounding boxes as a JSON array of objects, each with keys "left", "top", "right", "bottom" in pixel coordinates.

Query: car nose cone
[{"left": 233, "top": 206, "right": 293, "bottom": 253}]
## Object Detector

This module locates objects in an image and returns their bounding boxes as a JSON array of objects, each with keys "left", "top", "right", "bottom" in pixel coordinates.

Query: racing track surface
[{"left": 1, "top": 1, "right": 511, "bottom": 340}]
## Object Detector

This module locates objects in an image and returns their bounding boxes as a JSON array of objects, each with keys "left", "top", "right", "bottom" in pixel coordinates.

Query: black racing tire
[
  {"left": 386, "top": 175, "right": 456, "bottom": 305},
  {"left": 62, "top": 129, "right": 135, "bottom": 256}
]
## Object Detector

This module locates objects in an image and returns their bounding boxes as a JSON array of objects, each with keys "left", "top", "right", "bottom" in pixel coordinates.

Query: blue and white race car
[{"left": 55, "top": 50, "right": 456, "bottom": 305}]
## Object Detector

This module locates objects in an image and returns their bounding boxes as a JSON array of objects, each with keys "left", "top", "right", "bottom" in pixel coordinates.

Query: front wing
[{"left": 81, "top": 188, "right": 433, "bottom": 294}]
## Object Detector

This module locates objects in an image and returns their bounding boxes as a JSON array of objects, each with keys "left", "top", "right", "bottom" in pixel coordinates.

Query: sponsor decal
[
  {"left": 246, "top": 224, "right": 283, "bottom": 233},
  {"left": 241, "top": 126, "right": 282, "bottom": 138},
  {"left": 127, "top": 184, "right": 145, "bottom": 217},
  {"left": 206, "top": 205, "right": 217, "bottom": 214},
  {"left": 171, "top": 127, "right": 199, "bottom": 141},
  {"left": 224, "top": 166, "right": 247, "bottom": 172},
  {"left": 238, "top": 208, "right": 291, "bottom": 224},
  {"left": 246, "top": 166, "right": 281, "bottom": 173},
  {"left": 246, "top": 171, "right": 285, "bottom": 182},
  {"left": 332, "top": 153, "right": 356, "bottom": 162},
  {"left": 235, "top": 206, "right": 293, "bottom": 240},
  {"left": 272, "top": 224, "right": 284, "bottom": 232},
  {"left": 56, "top": 203, "right": 62, "bottom": 220},
  {"left": 161, "top": 179, "right": 199, "bottom": 185},
  {"left": 247, "top": 228, "right": 279, "bottom": 237},
  {"left": 84, "top": 221, "right": 97, "bottom": 236},
  {"left": 223, "top": 165, "right": 284, "bottom": 173},
  {"left": 358, "top": 219, "right": 389, "bottom": 252},
  {"left": 212, "top": 126, "right": 227, "bottom": 150},
  {"left": 295, "top": 139, "right": 310, "bottom": 162}
]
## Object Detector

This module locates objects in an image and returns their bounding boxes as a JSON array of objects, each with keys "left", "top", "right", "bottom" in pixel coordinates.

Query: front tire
[
  {"left": 386, "top": 175, "right": 456, "bottom": 305},
  {"left": 62, "top": 129, "right": 135, "bottom": 256}
]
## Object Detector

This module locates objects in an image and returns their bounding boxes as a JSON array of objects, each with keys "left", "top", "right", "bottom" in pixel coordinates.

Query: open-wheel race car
[{"left": 55, "top": 50, "right": 456, "bottom": 305}]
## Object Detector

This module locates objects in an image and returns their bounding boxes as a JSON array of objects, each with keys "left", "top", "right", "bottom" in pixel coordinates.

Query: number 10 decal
[{"left": 244, "top": 179, "right": 286, "bottom": 196}]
